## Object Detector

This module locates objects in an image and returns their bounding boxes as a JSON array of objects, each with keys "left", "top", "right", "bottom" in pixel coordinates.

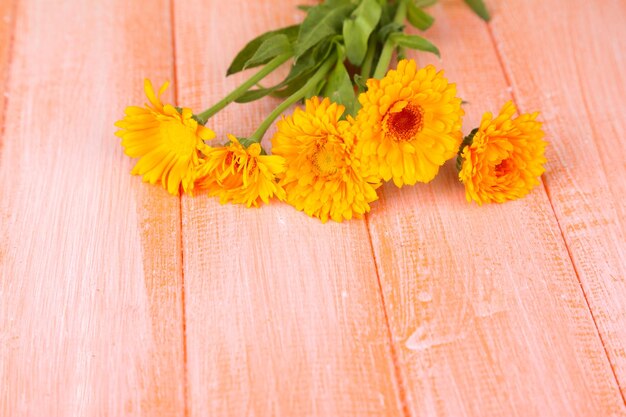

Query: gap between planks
[
  {"left": 169, "top": 0, "right": 191, "bottom": 415},
  {"left": 365, "top": 214, "right": 414, "bottom": 417}
]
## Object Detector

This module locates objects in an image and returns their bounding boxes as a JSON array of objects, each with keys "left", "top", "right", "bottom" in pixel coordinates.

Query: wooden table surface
[{"left": 1, "top": 0, "right": 625, "bottom": 416}]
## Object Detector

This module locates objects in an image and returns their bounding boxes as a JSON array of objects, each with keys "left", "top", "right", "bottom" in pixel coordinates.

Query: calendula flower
[
  {"left": 271, "top": 97, "right": 380, "bottom": 223},
  {"left": 355, "top": 60, "right": 464, "bottom": 186},
  {"left": 194, "top": 135, "right": 286, "bottom": 207},
  {"left": 458, "top": 101, "right": 547, "bottom": 204},
  {"left": 115, "top": 79, "right": 215, "bottom": 195}
]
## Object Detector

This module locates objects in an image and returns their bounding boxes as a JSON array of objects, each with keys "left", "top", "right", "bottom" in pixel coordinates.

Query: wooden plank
[
  {"left": 489, "top": 0, "right": 626, "bottom": 399},
  {"left": 367, "top": 2, "right": 626, "bottom": 416},
  {"left": 173, "top": 1, "right": 404, "bottom": 415},
  {"left": 0, "top": 0, "right": 16, "bottom": 138},
  {"left": 0, "top": 0, "right": 185, "bottom": 416}
]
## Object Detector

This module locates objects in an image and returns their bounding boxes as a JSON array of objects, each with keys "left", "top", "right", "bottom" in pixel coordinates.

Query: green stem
[
  {"left": 250, "top": 58, "right": 336, "bottom": 143},
  {"left": 360, "top": 36, "right": 377, "bottom": 78},
  {"left": 373, "top": 0, "right": 407, "bottom": 79},
  {"left": 196, "top": 53, "right": 291, "bottom": 124}
]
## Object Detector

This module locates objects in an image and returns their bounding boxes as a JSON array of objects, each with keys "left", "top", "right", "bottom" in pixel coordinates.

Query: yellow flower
[
  {"left": 271, "top": 97, "right": 380, "bottom": 223},
  {"left": 115, "top": 79, "right": 215, "bottom": 195},
  {"left": 458, "top": 101, "right": 547, "bottom": 204},
  {"left": 194, "top": 135, "right": 286, "bottom": 207},
  {"left": 355, "top": 60, "right": 464, "bottom": 186}
]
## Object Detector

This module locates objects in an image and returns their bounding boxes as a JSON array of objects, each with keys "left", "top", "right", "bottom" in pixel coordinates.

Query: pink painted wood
[
  {"left": 173, "top": 1, "right": 404, "bottom": 415},
  {"left": 0, "top": 0, "right": 625, "bottom": 415},
  {"left": 490, "top": 0, "right": 626, "bottom": 400},
  {"left": 366, "top": 1, "right": 626, "bottom": 415},
  {"left": 0, "top": 0, "right": 185, "bottom": 415},
  {"left": 0, "top": 0, "right": 15, "bottom": 134}
]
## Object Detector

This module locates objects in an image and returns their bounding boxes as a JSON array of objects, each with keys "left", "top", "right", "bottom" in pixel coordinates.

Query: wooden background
[{"left": 1, "top": 0, "right": 625, "bottom": 415}]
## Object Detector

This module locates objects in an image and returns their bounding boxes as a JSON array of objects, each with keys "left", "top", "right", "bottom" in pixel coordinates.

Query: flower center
[
  {"left": 310, "top": 140, "right": 339, "bottom": 176},
  {"left": 162, "top": 121, "right": 196, "bottom": 156},
  {"left": 225, "top": 152, "right": 235, "bottom": 167},
  {"left": 384, "top": 104, "right": 424, "bottom": 142},
  {"left": 495, "top": 158, "right": 513, "bottom": 177}
]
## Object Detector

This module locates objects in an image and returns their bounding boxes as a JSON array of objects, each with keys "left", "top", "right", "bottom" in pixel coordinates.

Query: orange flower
[
  {"left": 355, "top": 60, "right": 464, "bottom": 186},
  {"left": 271, "top": 97, "right": 380, "bottom": 223},
  {"left": 458, "top": 101, "right": 547, "bottom": 204},
  {"left": 115, "top": 80, "right": 214, "bottom": 195},
  {"left": 194, "top": 135, "right": 286, "bottom": 207}
]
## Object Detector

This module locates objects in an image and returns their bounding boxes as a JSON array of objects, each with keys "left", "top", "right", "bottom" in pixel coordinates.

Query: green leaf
[
  {"left": 309, "top": 79, "right": 328, "bottom": 99},
  {"left": 295, "top": 2, "right": 355, "bottom": 57},
  {"left": 236, "top": 66, "right": 316, "bottom": 102},
  {"left": 244, "top": 34, "right": 293, "bottom": 70},
  {"left": 414, "top": 0, "right": 437, "bottom": 7},
  {"left": 227, "top": 25, "right": 299, "bottom": 75},
  {"left": 233, "top": 88, "right": 275, "bottom": 103},
  {"left": 389, "top": 32, "right": 440, "bottom": 57},
  {"left": 325, "top": 0, "right": 353, "bottom": 7},
  {"left": 397, "top": 46, "right": 407, "bottom": 60},
  {"left": 353, "top": 73, "right": 367, "bottom": 93},
  {"left": 342, "top": 0, "right": 382, "bottom": 66},
  {"left": 377, "top": 22, "right": 404, "bottom": 42},
  {"left": 293, "top": 37, "right": 335, "bottom": 73},
  {"left": 278, "top": 39, "right": 334, "bottom": 88},
  {"left": 322, "top": 60, "right": 357, "bottom": 116},
  {"left": 407, "top": 2, "right": 435, "bottom": 30},
  {"left": 380, "top": 1, "right": 398, "bottom": 26},
  {"left": 464, "top": 0, "right": 490, "bottom": 21},
  {"left": 235, "top": 40, "right": 336, "bottom": 103}
]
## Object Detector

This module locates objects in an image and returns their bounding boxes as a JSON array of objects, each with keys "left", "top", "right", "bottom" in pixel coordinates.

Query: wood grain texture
[
  {"left": 1, "top": 0, "right": 625, "bottom": 415},
  {"left": 0, "top": 0, "right": 185, "bottom": 415},
  {"left": 173, "top": 1, "right": 404, "bottom": 415},
  {"left": 0, "top": 0, "right": 16, "bottom": 139},
  {"left": 489, "top": 0, "right": 626, "bottom": 400},
  {"left": 366, "top": 1, "right": 626, "bottom": 416}
]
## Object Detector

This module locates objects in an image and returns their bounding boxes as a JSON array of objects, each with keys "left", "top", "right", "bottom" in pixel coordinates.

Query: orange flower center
[
  {"left": 224, "top": 152, "right": 235, "bottom": 167},
  {"left": 310, "top": 139, "right": 339, "bottom": 176},
  {"left": 384, "top": 104, "right": 424, "bottom": 142},
  {"left": 495, "top": 158, "right": 513, "bottom": 177}
]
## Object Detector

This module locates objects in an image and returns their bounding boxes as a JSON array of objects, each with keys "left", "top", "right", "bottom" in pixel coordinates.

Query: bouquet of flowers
[{"left": 115, "top": 0, "right": 547, "bottom": 223}]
